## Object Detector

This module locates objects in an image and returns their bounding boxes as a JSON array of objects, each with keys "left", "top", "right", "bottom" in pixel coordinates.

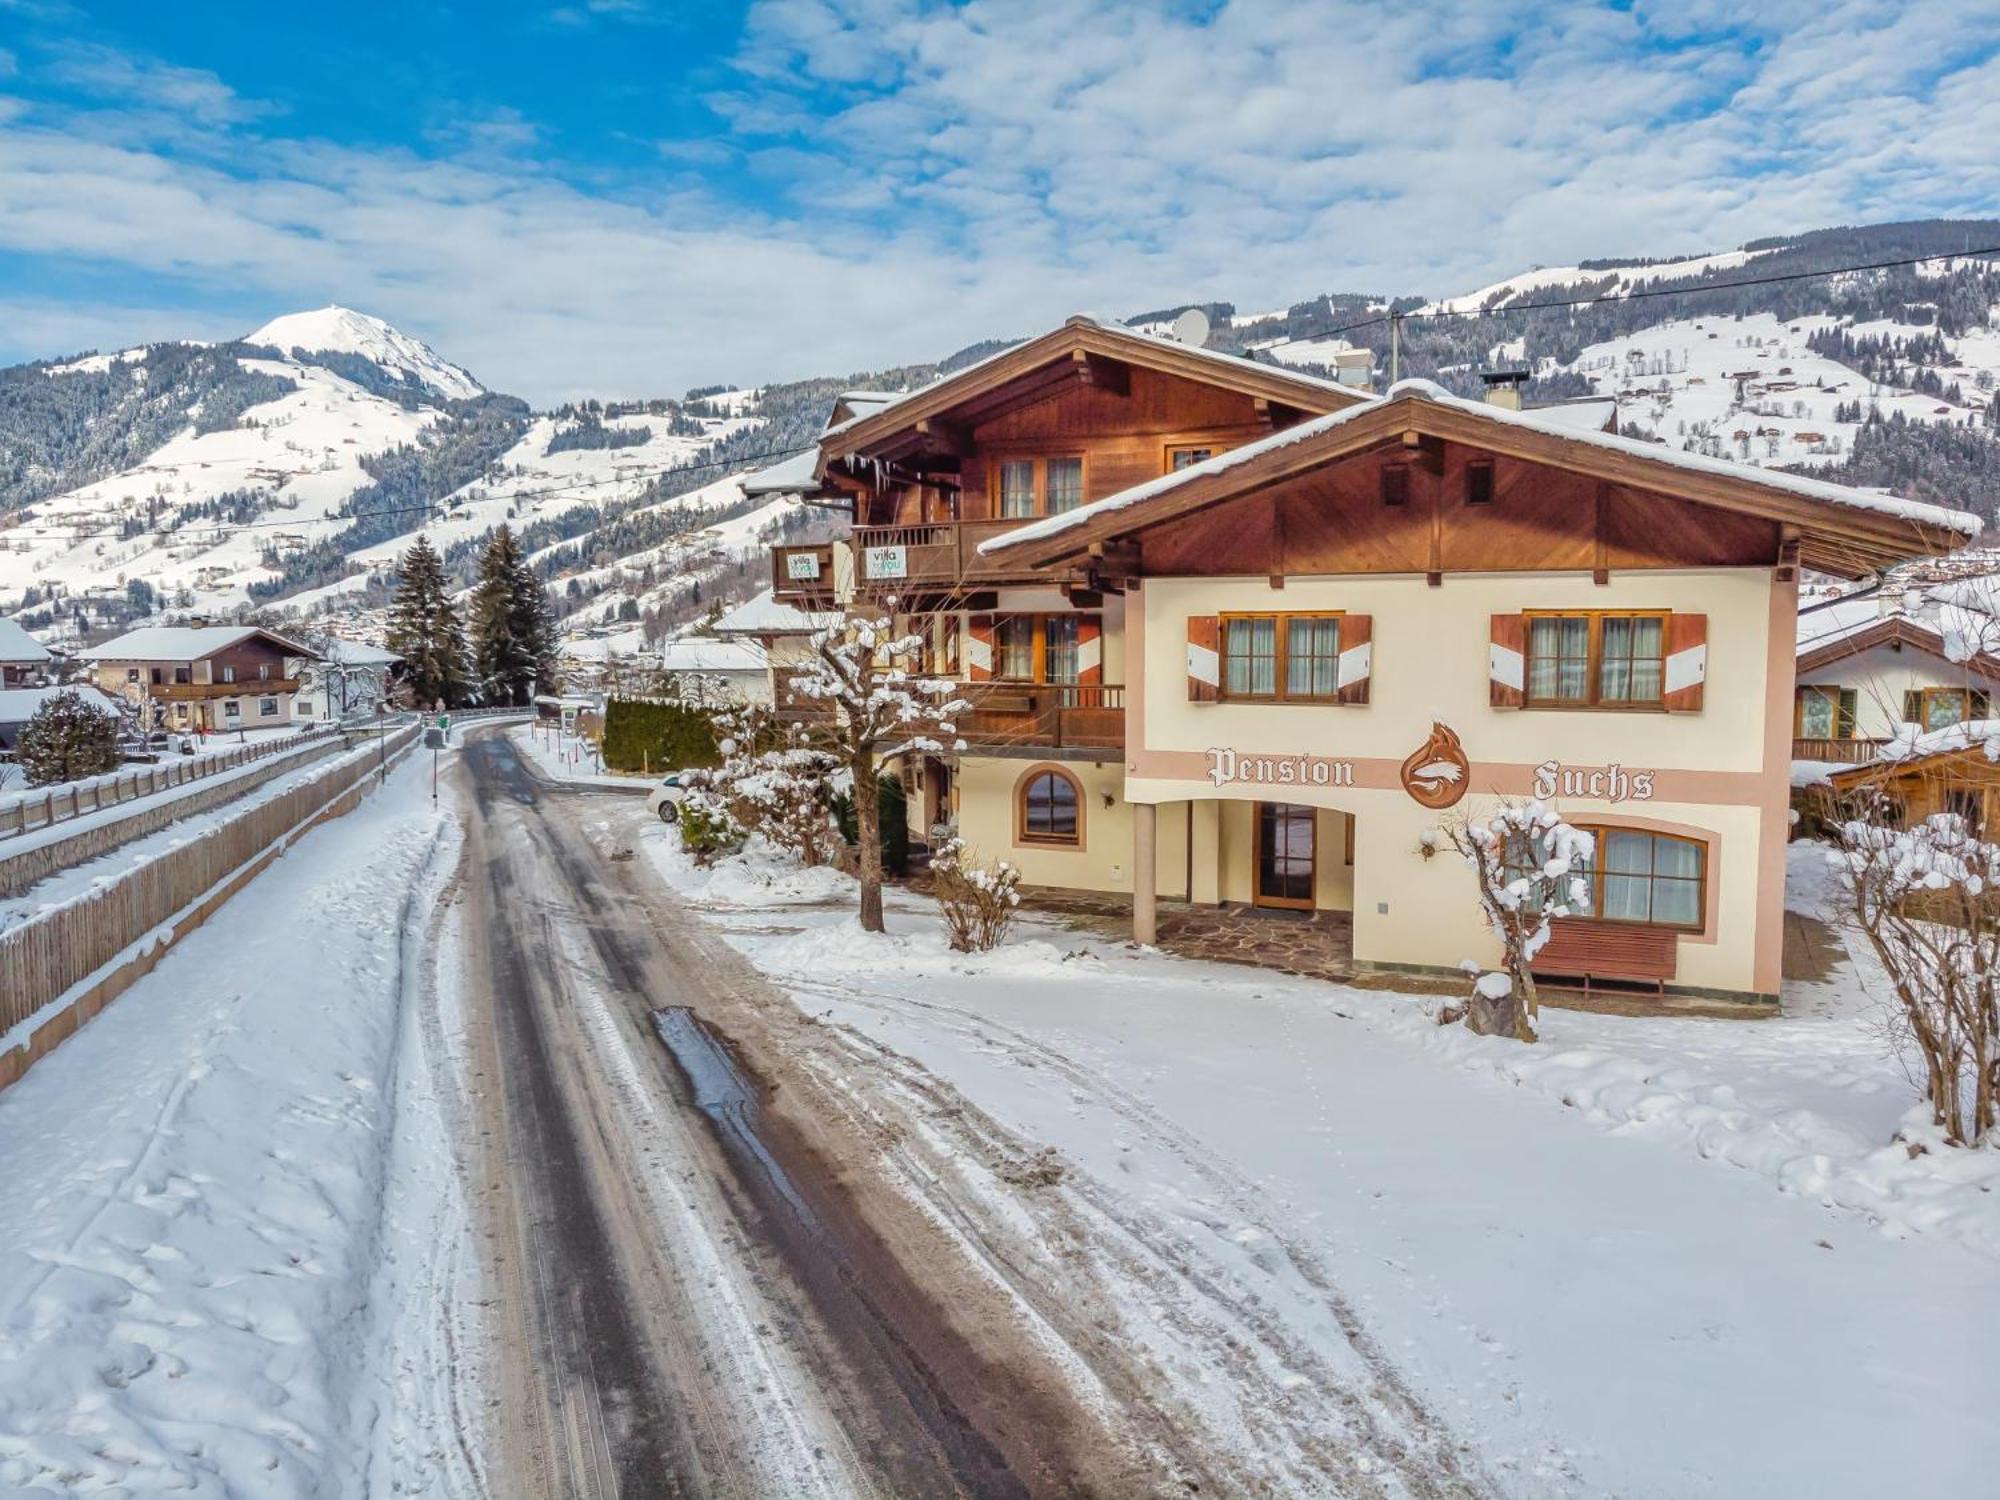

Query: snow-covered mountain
[
  {"left": 2, "top": 219, "right": 1995, "bottom": 667},
  {"left": 244, "top": 306, "right": 484, "bottom": 402}
]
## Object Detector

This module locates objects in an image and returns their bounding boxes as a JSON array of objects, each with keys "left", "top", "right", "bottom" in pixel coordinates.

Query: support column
[{"left": 1133, "top": 800, "right": 1158, "bottom": 945}]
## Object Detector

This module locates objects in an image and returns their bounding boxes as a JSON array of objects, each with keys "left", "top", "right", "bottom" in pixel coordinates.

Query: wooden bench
[{"left": 1531, "top": 919, "right": 1678, "bottom": 996}]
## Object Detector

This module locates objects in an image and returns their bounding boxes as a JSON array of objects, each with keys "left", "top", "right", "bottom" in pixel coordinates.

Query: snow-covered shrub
[
  {"left": 18, "top": 688, "right": 122, "bottom": 787},
  {"left": 1420, "top": 800, "right": 1594, "bottom": 1042},
  {"left": 1837, "top": 808, "right": 2000, "bottom": 1146},
  {"left": 677, "top": 794, "right": 745, "bottom": 866},
  {"left": 930, "top": 838, "right": 1023, "bottom": 953}
]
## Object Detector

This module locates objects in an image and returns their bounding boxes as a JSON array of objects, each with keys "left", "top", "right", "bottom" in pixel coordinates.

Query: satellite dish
[{"left": 1171, "top": 308, "right": 1212, "bottom": 348}]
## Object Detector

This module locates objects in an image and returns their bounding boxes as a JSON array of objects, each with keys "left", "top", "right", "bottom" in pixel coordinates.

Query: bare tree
[
  {"left": 788, "top": 616, "right": 964, "bottom": 932},
  {"left": 1836, "top": 789, "right": 1999, "bottom": 1146},
  {"left": 1420, "top": 800, "right": 1595, "bottom": 1042}
]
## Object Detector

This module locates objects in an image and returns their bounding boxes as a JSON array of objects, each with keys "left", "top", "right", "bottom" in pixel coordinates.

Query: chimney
[
  {"left": 1332, "top": 348, "right": 1373, "bottom": 388},
  {"left": 1480, "top": 369, "right": 1531, "bottom": 411}
]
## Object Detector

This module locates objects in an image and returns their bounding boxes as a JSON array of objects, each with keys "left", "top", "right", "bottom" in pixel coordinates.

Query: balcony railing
[
  {"left": 773, "top": 679, "right": 1125, "bottom": 755},
  {"left": 956, "top": 681, "right": 1125, "bottom": 753},
  {"left": 1792, "top": 736, "right": 1888, "bottom": 764},
  {"left": 151, "top": 678, "right": 301, "bottom": 701},
  {"left": 851, "top": 518, "right": 1054, "bottom": 593}
]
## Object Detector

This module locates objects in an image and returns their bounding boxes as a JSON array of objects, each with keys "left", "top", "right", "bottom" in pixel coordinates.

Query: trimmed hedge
[{"left": 601, "top": 698, "right": 722, "bottom": 773}]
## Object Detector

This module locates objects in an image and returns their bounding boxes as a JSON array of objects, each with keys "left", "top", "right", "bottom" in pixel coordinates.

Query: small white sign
[
  {"left": 786, "top": 552, "right": 822, "bottom": 580},
  {"left": 865, "top": 544, "right": 908, "bottom": 580}
]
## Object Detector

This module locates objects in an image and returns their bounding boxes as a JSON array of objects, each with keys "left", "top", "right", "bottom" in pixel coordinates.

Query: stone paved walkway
[{"left": 1020, "top": 889, "right": 1358, "bottom": 981}]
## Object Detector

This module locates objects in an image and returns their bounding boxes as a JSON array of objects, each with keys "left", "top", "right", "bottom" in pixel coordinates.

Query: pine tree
[
  {"left": 385, "top": 535, "right": 468, "bottom": 708},
  {"left": 19, "top": 690, "right": 122, "bottom": 787},
  {"left": 470, "top": 526, "right": 540, "bottom": 706},
  {"left": 504, "top": 537, "right": 560, "bottom": 696}
]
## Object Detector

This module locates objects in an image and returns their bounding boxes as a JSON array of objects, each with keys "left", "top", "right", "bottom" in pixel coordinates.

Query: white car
[{"left": 645, "top": 774, "right": 689, "bottom": 823}]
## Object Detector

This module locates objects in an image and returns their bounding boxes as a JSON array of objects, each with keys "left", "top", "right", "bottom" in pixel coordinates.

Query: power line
[
  {"left": 1251, "top": 244, "right": 2000, "bottom": 358},
  {"left": 1, "top": 440, "right": 819, "bottom": 545}
]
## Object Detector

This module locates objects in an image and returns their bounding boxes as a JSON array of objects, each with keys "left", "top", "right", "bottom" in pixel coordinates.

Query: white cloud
[{"left": 0, "top": 1, "right": 1995, "bottom": 403}]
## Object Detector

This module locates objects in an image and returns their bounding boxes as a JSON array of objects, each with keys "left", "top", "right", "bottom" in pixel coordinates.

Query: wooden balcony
[
  {"left": 1792, "top": 736, "right": 1888, "bottom": 764},
  {"left": 774, "top": 680, "right": 1126, "bottom": 758},
  {"left": 851, "top": 519, "right": 1058, "bottom": 596},
  {"left": 771, "top": 543, "right": 839, "bottom": 607},
  {"left": 957, "top": 682, "right": 1125, "bottom": 757},
  {"left": 152, "top": 678, "right": 299, "bottom": 701}
]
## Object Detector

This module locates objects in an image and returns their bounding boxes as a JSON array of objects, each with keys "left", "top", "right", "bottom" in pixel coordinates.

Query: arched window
[{"left": 1017, "top": 767, "right": 1082, "bottom": 846}]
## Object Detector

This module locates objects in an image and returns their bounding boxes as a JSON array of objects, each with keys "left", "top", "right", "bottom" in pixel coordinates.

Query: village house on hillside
[
  {"left": 752, "top": 314, "right": 1979, "bottom": 1011},
  {"left": 290, "top": 638, "right": 403, "bottom": 722},
  {"left": 0, "top": 618, "right": 53, "bottom": 688},
  {"left": 89, "top": 625, "right": 319, "bottom": 734}
]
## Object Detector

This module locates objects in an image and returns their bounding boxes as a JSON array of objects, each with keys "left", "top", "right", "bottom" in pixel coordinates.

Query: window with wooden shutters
[
  {"left": 1224, "top": 616, "right": 1279, "bottom": 698},
  {"left": 996, "top": 615, "right": 1036, "bottom": 680},
  {"left": 1285, "top": 617, "right": 1340, "bottom": 699},
  {"left": 966, "top": 615, "right": 997, "bottom": 681},
  {"left": 1043, "top": 614, "right": 1080, "bottom": 684},
  {"left": 1214, "top": 614, "right": 1353, "bottom": 704},
  {"left": 1522, "top": 611, "right": 1680, "bottom": 710},
  {"left": 1489, "top": 614, "right": 1526, "bottom": 707}
]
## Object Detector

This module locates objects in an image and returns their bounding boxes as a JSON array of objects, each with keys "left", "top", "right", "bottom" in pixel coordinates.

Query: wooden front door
[{"left": 1254, "top": 802, "right": 1316, "bottom": 910}]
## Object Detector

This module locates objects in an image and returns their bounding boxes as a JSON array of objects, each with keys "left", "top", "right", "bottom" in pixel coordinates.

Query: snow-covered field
[
  {"left": 639, "top": 829, "right": 2000, "bottom": 1496},
  {"left": 0, "top": 756, "right": 482, "bottom": 1497}
]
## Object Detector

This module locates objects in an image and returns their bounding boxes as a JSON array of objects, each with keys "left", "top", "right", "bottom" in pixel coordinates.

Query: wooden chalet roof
[
  {"left": 817, "top": 315, "right": 1370, "bottom": 469},
  {"left": 1795, "top": 613, "right": 2000, "bottom": 680},
  {"left": 980, "top": 379, "right": 1981, "bottom": 580}
]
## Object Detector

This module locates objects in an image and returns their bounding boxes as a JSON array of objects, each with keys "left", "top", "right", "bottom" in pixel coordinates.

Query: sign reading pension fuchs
[
  {"left": 1533, "top": 760, "right": 1657, "bottom": 803},
  {"left": 1205, "top": 747, "right": 1356, "bottom": 788}
]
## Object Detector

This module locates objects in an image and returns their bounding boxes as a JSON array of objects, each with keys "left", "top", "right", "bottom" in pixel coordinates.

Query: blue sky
[{"left": 1, "top": 0, "right": 1996, "bottom": 402}]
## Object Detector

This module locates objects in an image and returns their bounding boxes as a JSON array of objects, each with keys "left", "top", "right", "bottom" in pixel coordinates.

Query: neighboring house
[
  {"left": 1821, "top": 721, "right": 2000, "bottom": 836},
  {"left": 0, "top": 618, "right": 53, "bottom": 688},
  {"left": 0, "top": 685, "right": 121, "bottom": 753},
  {"left": 755, "top": 317, "right": 1978, "bottom": 1008},
  {"left": 89, "top": 625, "right": 319, "bottom": 733},
  {"left": 711, "top": 589, "right": 843, "bottom": 705},
  {"left": 291, "top": 639, "right": 403, "bottom": 721},
  {"left": 655, "top": 635, "right": 772, "bottom": 706},
  {"left": 1793, "top": 585, "right": 2000, "bottom": 762}
]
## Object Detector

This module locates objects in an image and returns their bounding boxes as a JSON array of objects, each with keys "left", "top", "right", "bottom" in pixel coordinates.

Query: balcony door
[{"left": 1254, "top": 802, "right": 1316, "bottom": 910}]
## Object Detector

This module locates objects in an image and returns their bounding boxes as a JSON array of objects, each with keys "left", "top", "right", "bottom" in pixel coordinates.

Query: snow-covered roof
[
  {"left": 1526, "top": 399, "right": 1618, "bottom": 434},
  {"left": 1796, "top": 581, "right": 2000, "bottom": 668},
  {"left": 980, "top": 377, "right": 1983, "bottom": 561},
  {"left": 0, "top": 618, "right": 52, "bottom": 665},
  {"left": 307, "top": 638, "right": 401, "bottom": 666},
  {"left": 0, "top": 685, "right": 119, "bottom": 722},
  {"left": 822, "top": 313, "right": 1363, "bottom": 443},
  {"left": 658, "top": 637, "right": 769, "bottom": 674},
  {"left": 89, "top": 625, "right": 318, "bottom": 662},
  {"left": 712, "top": 589, "right": 842, "bottom": 637},
  {"left": 739, "top": 448, "right": 823, "bottom": 496}
]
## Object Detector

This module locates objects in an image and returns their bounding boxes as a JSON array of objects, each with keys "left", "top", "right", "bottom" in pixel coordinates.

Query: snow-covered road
[
  {"left": 644, "top": 826, "right": 2000, "bottom": 1498},
  {"left": 0, "top": 755, "right": 481, "bottom": 1497}
]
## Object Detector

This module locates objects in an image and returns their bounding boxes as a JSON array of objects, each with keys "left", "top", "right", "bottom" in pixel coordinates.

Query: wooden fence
[
  {"left": 1, "top": 725, "right": 420, "bottom": 1057},
  {"left": 0, "top": 732, "right": 348, "bottom": 899},
  {"left": 0, "top": 724, "right": 342, "bottom": 842}
]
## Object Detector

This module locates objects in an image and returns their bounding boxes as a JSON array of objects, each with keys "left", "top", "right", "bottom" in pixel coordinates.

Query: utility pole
[{"left": 1389, "top": 310, "right": 1403, "bottom": 386}]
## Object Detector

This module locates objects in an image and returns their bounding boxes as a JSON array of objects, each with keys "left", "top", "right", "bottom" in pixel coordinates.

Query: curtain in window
[
  {"left": 1798, "top": 689, "right": 1836, "bottom": 739},
  {"left": 1285, "top": 617, "right": 1341, "bottom": 698},
  {"left": 1045, "top": 457, "right": 1084, "bottom": 514},
  {"left": 999, "top": 460, "right": 1036, "bottom": 519},
  {"left": 996, "top": 615, "right": 1035, "bottom": 679},
  {"left": 1925, "top": 692, "right": 1968, "bottom": 731},
  {"left": 1598, "top": 615, "right": 1664, "bottom": 702},
  {"left": 1599, "top": 830, "right": 1656, "bottom": 920},
  {"left": 1528, "top": 617, "right": 1589, "bottom": 700},
  {"left": 1650, "top": 835, "right": 1704, "bottom": 925},
  {"left": 1043, "top": 614, "right": 1080, "bottom": 686},
  {"left": 1225, "top": 617, "right": 1278, "bottom": 696}
]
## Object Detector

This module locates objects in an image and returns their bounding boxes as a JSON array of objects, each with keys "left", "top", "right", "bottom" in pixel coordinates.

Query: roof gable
[
  {"left": 981, "top": 379, "right": 1980, "bottom": 580},
  {"left": 820, "top": 315, "right": 1369, "bottom": 465}
]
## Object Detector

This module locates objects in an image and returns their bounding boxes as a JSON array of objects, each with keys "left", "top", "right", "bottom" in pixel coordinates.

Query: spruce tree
[
  {"left": 385, "top": 535, "right": 468, "bottom": 708},
  {"left": 470, "top": 526, "right": 540, "bottom": 705},
  {"left": 19, "top": 690, "right": 122, "bottom": 787}
]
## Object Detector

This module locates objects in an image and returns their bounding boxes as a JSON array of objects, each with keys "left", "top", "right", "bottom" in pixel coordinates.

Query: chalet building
[
  {"left": 90, "top": 625, "right": 318, "bottom": 732},
  {"left": 756, "top": 316, "right": 1978, "bottom": 1009},
  {"left": 0, "top": 618, "right": 53, "bottom": 688},
  {"left": 291, "top": 638, "right": 402, "bottom": 721},
  {"left": 1793, "top": 586, "right": 2000, "bottom": 762},
  {"left": 712, "top": 589, "right": 843, "bottom": 706}
]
